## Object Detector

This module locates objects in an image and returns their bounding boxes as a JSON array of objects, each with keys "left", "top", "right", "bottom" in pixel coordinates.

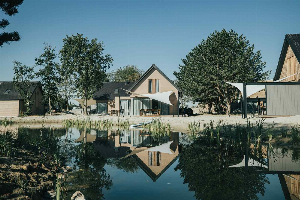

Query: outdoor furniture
[
  {"left": 110, "top": 110, "right": 118, "bottom": 116},
  {"left": 120, "top": 109, "right": 124, "bottom": 116},
  {"left": 140, "top": 109, "right": 161, "bottom": 116}
]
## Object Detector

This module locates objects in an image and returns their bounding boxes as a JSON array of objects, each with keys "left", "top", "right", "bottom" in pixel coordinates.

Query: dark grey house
[{"left": 0, "top": 81, "right": 45, "bottom": 116}]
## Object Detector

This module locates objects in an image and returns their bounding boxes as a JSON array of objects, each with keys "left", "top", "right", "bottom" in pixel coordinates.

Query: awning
[
  {"left": 141, "top": 91, "right": 176, "bottom": 105},
  {"left": 226, "top": 82, "right": 265, "bottom": 98},
  {"left": 146, "top": 141, "right": 174, "bottom": 154}
]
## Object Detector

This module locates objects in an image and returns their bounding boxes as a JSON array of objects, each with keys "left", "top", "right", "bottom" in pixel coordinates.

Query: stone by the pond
[{"left": 71, "top": 191, "right": 85, "bottom": 200}]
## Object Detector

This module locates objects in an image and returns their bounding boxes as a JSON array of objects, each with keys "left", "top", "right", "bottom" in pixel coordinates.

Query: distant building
[{"left": 0, "top": 81, "right": 45, "bottom": 116}]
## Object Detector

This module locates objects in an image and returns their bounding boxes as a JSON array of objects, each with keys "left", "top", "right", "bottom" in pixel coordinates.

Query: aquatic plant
[
  {"left": 145, "top": 118, "right": 171, "bottom": 137},
  {"left": 188, "top": 121, "right": 201, "bottom": 135},
  {"left": 63, "top": 118, "right": 118, "bottom": 130}
]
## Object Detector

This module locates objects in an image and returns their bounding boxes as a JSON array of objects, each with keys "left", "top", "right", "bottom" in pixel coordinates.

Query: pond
[{"left": 0, "top": 123, "right": 300, "bottom": 200}]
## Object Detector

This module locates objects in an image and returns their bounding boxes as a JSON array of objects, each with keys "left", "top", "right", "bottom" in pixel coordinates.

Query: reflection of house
[
  {"left": 78, "top": 64, "right": 180, "bottom": 115},
  {"left": 132, "top": 132, "right": 180, "bottom": 182},
  {"left": 0, "top": 81, "right": 45, "bottom": 116},
  {"left": 283, "top": 175, "right": 300, "bottom": 200},
  {"left": 75, "top": 128, "right": 181, "bottom": 181},
  {"left": 268, "top": 148, "right": 300, "bottom": 172}
]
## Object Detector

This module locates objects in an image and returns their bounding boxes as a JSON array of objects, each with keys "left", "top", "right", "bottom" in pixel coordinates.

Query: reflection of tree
[
  {"left": 62, "top": 166, "right": 112, "bottom": 200},
  {"left": 107, "top": 156, "right": 139, "bottom": 173},
  {"left": 175, "top": 138, "right": 269, "bottom": 200},
  {"left": 16, "top": 127, "right": 66, "bottom": 167},
  {"left": 61, "top": 141, "right": 112, "bottom": 200}
]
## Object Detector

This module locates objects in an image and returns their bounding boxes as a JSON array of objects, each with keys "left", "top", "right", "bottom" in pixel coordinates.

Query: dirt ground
[{"left": 1, "top": 113, "right": 300, "bottom": 132}]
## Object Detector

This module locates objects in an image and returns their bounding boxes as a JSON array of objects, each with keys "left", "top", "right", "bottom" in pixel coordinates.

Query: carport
[{"left": 228, "top": 82, "right": 300, "bottom": 118}]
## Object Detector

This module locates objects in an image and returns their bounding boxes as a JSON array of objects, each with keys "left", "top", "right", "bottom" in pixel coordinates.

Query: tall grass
[
  {"left": 144, "top": 119, "right": 171, "bottom": 137},
  {"left": 63, "top": 118, "right": 130, "bottom": 130}
]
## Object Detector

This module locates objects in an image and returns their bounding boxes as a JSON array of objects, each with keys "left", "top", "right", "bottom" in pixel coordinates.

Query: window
[
  {"left": 156, "top": 79, "right": 159, "bottom": 92},
  {"left": 148, "top": 79, "right": 152, "bottom": 93},
  {"left": 96, "top": 103, "right": 108, "bottom": 115}
]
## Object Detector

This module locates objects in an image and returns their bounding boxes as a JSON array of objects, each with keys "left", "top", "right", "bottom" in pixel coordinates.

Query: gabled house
[
  {"left": 274, "top": 34, "right": 300, "bottom": 81},
  {"left": 93, "top": 64, "right": 180, "bottom": 116},
  {"left": 0, "top": 81, "right": 45, "bottom": 116}
]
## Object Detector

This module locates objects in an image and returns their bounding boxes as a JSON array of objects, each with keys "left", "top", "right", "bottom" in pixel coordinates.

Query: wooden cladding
[
  {"left": 0, "top": 100, "right": 20, "bottom": 117},
  {"left": 280, "top": 46, "right": 300, "bottom": 81}
]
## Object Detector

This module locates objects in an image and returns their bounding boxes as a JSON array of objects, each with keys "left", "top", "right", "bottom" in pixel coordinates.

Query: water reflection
[
  {"left": 1, "top": 125, "right": 300, "bottom": 199},
  {"left": 76, "top": 128, "right": 181, "bottom": 182},
  {"left": 283, "top": 174, "right": 300, "bottom": 199}
]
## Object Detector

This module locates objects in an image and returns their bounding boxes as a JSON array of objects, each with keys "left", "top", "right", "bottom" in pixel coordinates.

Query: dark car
[{"left": 179, "top": 107, "right": 193, "bottom": 117}]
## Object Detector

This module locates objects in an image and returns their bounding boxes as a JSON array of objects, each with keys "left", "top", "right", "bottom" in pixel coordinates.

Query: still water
[{"left": 0, "top": 125, "right": 300, "bottom": 200}]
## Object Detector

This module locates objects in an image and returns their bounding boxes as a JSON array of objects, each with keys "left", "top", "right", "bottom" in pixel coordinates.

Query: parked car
[{"left": 179, "top": 107, "right": 193, "bottom": 117}]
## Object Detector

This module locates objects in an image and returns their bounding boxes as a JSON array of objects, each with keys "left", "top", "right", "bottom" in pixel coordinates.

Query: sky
[{"left": 0, "top": 0, "right": 300, "bottom": 81}]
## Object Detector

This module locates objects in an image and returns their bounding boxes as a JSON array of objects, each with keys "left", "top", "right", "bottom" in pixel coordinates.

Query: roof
[
  {"left": 0, "top": 81, "right": 41, "bottom": 101},
  {"left": 93, "top": 82, "right": 135, "bottom": 100},
  {"left": 247, "top": 89, "right": 265, "bottom": 99},
  {"left": 128, "top": 64, "right": 180, "bottom": 91},
  {"left": 132, "top": 154, "right": 178, "bottom": 182},
  {"left": 274, "top": 34, "right": 300, "bottom": 81}
]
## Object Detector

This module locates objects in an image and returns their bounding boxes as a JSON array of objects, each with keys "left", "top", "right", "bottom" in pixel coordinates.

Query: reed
[{"left": 144, "top": 118, "right": 171, "bottom": 137}]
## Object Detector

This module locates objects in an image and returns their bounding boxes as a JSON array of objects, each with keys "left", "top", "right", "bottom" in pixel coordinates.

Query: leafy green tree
[
  {"left": 108, "top": 65, "right": 144, "bottom": 82},
  {"left": 57, "top": 63, "right": 75, "bottom": 111},
  {"left": 174, "top": 29, "right": 270, "bottom": 114},
  {"left": 35, "top": 44, "right": 60, "bottom": 115},
  {"left": 13, "top": 61, "right": 34, "bottom": 115},
  {"left": 60, "top": 33, "right": 113, "bottom": 115},
  {"left": 0, "top": 0, "right": 23, "bottom": 47}
]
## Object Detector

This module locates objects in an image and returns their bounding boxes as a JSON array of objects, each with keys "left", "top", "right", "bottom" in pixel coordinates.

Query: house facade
[
  {"left": 93, "top": 64, "right": 180, "bottom": 116},
  {"left": 0, "top": 81, "right": 45, "bottom": 117}
]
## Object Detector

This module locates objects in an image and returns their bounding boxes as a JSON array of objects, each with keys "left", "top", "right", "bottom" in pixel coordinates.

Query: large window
[
  {"left": 148, "top": 79, "right": 152, "bottom": 93},
  {"left": 156, "top": 79, "right": 159, "bottom": 92},
  {"left": 120, "top": 100, "right": 131, "bottom": 116},
  {"left": 96, "top": 103, "right": 108, "bottom": 115}
]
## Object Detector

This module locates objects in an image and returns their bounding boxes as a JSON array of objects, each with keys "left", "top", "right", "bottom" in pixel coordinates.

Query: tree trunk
[
  {"left": 84, "top": 97, "right": 88, "bottom": 115},
  {"left": 66, "top": 98, "right": 69, "bottom": 111},
  {"left": 226, "top": 99, "right": 231, "bottom": 116},
  {"left": 49, "top": 96, "right": 52, "bottom": 115},
  {"left": 208, "top": 103, "right": 212, "bottom": 114}
]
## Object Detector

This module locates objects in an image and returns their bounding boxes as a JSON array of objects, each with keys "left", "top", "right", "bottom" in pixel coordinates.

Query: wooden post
[
  {"left": 243, "top": 83, "right": 247, "bottom": 118},
  {"left": 177, "top": 102, "right": 179, "bottom": 117},
  {"left": 173, "top": 104, "right": 174, "bottom": 117},
  {"left": 118, "top": 93, "right": 120, "bottom": 116}
]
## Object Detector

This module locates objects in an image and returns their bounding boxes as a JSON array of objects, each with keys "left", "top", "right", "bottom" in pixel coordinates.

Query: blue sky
[{"left": 1, "top": 0, "right": 300, "bottom": 81}]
